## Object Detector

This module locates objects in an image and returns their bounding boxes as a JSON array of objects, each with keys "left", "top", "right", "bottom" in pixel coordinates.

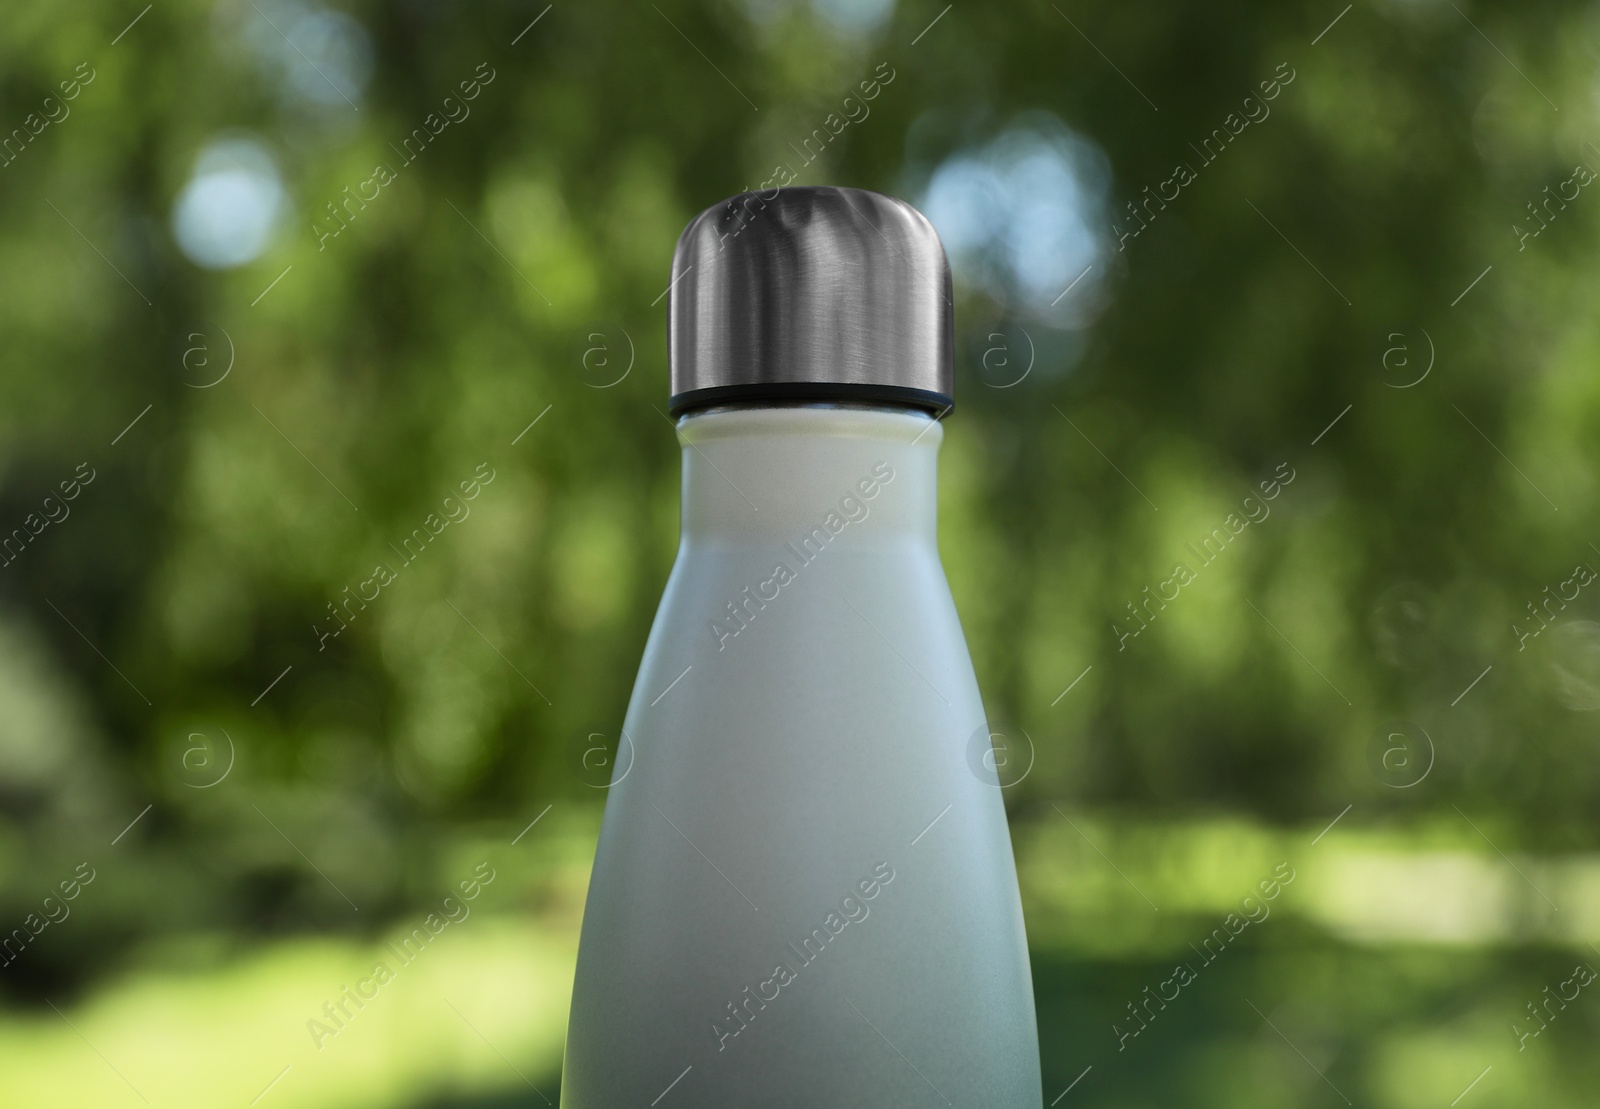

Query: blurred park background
[{"left": 4, "top": 0, "right": 1600, "bottom": 1104}]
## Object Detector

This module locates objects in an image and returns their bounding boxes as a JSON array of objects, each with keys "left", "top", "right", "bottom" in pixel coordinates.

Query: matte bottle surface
[{"left": 561, "top": 405, "right": 1041, "bottom": 1106}]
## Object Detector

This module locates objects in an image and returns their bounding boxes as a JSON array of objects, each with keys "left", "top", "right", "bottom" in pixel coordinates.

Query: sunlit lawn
[{"left": 6, "top": 812, "right": 1597, "bottom": 1108}]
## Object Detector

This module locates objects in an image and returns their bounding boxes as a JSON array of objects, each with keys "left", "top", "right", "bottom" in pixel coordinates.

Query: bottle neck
[{"left": 675, "top": 404, "right": 943, "bottom": 546}]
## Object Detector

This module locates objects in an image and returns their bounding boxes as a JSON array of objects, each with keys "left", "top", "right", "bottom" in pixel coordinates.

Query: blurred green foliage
[{"left": 3, "top": 0, "right": 1600, "bottom": 1105}]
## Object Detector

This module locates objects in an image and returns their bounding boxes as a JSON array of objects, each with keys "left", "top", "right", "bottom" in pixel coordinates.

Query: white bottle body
[{"left": 561, "top": 405, "right": 1041, "bottom": 1106}]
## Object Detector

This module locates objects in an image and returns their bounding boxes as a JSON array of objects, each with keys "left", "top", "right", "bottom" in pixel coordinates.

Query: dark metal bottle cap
[{"left": 667, "top": 186, "right": 954, "bottom": 415}]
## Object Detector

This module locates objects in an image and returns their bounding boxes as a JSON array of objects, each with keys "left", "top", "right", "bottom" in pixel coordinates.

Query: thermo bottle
[{"left": 561, "top": 186, "right": 1041, "bottom": 1106}]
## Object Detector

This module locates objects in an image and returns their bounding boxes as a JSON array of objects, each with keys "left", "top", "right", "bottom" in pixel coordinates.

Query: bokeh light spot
[
  {"left": 920, "top": 114, "right": 1112, "bottom": 327},
  {"left": 171, "top": 137, "right": 287, "bottom": 269}
]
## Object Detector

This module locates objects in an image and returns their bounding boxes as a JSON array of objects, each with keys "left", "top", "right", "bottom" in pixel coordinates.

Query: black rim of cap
[{"left": 668, "top": 381, "right": 954, "bottom": 417}]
